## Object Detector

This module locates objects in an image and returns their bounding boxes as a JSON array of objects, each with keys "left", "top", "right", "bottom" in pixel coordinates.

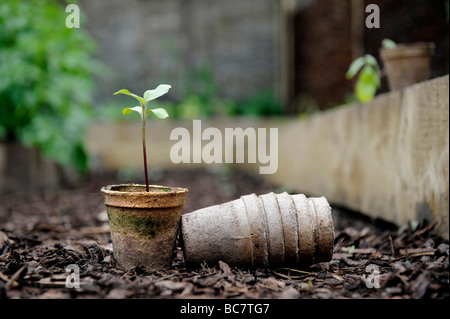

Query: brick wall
[{"left": 79, "top": 0, "right": 280, "bottom": 102}]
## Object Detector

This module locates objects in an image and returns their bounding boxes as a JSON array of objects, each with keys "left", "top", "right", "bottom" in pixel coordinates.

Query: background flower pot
[
  {"left": 380, "top": 42, "right": 435, "bottom": 91},
  {"left": 101, "top": 184, "right": 188, "bottom": 271},
  {"left": 181, "top": 192, "right": 334, "bottom": 268}
]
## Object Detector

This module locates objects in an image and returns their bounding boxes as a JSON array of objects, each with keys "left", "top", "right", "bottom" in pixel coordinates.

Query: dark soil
[{"left": 0, "top": 168, "right": 448, "bottom": 299}]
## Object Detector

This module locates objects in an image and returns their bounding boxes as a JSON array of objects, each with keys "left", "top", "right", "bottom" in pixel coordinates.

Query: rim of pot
[
  {"left": 101, "top": 184, "right": 188, "bottom": 194},
  {"left": 101, "top": 184, "right": 189, "bottom": 209}
]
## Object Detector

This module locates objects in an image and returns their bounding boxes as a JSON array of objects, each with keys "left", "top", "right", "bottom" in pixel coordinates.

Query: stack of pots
[{"left": 181, "top": 192, "right": 334, "bottom": 268}]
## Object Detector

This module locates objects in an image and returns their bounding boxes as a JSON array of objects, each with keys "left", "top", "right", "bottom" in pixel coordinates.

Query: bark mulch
[{"left": 0, "top": 168, "right": 448, "bottom": 299}]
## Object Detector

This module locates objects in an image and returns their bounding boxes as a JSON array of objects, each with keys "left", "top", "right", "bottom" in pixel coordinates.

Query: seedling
[
  {"left": 346, "top": 54, "right": 380, "bottom": 103},
  {"left": 113, "top": 85, "right": 171, "bottom": 192},
  {"left": 346, "top": 39, "right": 397, "bottom": 103}
]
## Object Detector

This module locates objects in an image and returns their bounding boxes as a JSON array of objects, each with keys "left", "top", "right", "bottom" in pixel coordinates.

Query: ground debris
[{"left": 0, "top": 170, "right": 448, "bottom": 299}]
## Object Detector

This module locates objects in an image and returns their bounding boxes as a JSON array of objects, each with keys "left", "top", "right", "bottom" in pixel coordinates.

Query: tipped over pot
[
  {"left": 181, "top": 192, "right": 334, "bottom": 268},
  {"left": 101, "top": 184, "right": 188, "bottom": 271}
]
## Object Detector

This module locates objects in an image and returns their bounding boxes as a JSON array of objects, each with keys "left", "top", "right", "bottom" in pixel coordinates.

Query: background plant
[
  {"left": 346, "top": 39, "right": 397, "bottom": 103},
  {"left": 0, "top": 0, "right": 104, "bottom": 172},
  {"left": 224, "top": 90, "right": 283, "bottom": 117},
  {"left": 345, "top": 54, "right": 380, "bottom": 103}
]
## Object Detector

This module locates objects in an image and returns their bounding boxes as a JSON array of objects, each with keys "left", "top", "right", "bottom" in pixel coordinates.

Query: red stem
[
  {"left": 142, "top": 109, "right": 149, "bottom": 192},
  {"left": 142, "top": 138, "right": 149, "bottom": 192}
]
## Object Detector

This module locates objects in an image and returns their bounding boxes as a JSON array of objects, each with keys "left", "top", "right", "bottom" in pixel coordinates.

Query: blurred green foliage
[
  {"left": 177, "top": 65, "right": 284, "bottom": 118},
  {"left": 0, "top": 0, "right": 104, "bottom": 172},
  {"left": 346, "top": 54, "right": 380, "bottom": 103},
  {"left": 169, "top": 64, "right": 235, "bottom": 119},
  {"left": 98, "top": 64, "right": 284, "bottom": 121},
  {"left": 225, "top": 91, "right": 283, "bottom": 117},
  {"left": 179, "top": 64, "right": 218, "bottom": 119}
]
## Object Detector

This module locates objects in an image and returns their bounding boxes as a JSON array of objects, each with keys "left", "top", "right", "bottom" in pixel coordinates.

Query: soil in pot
[{"left": 101, "top": 184, "right": 188, "bottom": 271}]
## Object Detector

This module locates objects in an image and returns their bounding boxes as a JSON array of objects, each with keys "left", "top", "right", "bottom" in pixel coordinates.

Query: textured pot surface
[
  {"left": 101, "top": 184, "right": 188, "bottom": 271},
  {"left": 181, "top": 192, "right": 334, "bottom": 268},
  {"left": 380, "top": 42, "right": 435, "bottom": 91}
]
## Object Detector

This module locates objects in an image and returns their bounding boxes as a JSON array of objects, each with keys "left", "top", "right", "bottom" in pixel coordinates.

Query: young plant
[
  {"left": 346, "top": 39, "right": 397, "bottom": 103},
  {"left": 346, "top": 54, "right": 380, "bottom": 103},
  {"left": 113, "top": 85, "right": 170, "bottom": 192}
]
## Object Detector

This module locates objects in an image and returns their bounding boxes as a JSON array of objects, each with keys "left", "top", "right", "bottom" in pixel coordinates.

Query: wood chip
[
  {"left": 341, "top": 247, "right": 377, "bottom": 254},
  {"left": 399, "top": 248, "right": 436, "bottom": 257},
  {"left": 155, "top": 280, "right": 189, "bottom": 291},
  {"left": 279, "top": 287, "right": 300, "bottom": 299},
  {"left": 36, "top": 277, "right": 68, "bottom": 288},
  {"left": 219, "top": 261, "right": 232, "bottom": 275},
  {"left": 0, "top": 231, "right": 10, "bottom": 252},
  {"left": 329, "top": 274, "right": 344, "bottom": 282},
  {"left": 6, "top": 264, "right": 27, "bottom": 289},
  {"left": 258, "top": 277, "right": 286, "bottom": 291}
]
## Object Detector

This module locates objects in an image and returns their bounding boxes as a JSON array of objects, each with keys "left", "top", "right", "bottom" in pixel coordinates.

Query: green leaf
[
  {"left": 346, "top": 57, "right": 366, "bottom": 79},
  {"left": 143, "top": 84, "right": 171, "bottom": 102},
  {"left": 122, "top": 106, "right": 143, "bottom": 119},
  {"left": 114, "top": 89, "right": 145, "bottom": 103},
  {"left": 364, "top": 54, "right": 379, "bottom": 68},
  {"left": 122, "top": 108, "right": 133, "bottom": 115},
  {"left": 382, "top": 38, "right": 397, "bottom": 49},
  {"left": 148, "top": 108, "right": 169, "bottom": 119},
  {"left": 355, "top": 65, "right": 379, "bottom": 103}
]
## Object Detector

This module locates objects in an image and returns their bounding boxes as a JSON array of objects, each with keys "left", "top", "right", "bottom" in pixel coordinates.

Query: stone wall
[
  {"left": 259, "top": 75, "right": 449, "bottom": 237},
  {"left": 78, "top": 0, "right": 448, "bottom": 109},
  {"left": 79, "top": 0, "right": 280, "bottom": 102}
]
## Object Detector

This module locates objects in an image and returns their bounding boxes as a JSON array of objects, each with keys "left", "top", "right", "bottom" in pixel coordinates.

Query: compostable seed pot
[
  {"left": 101, "top": 184, "right": 188, "bottom": 271},
  {"left": 380, "top": 42, "right": 435, "bottom": 91},
  {"left": 181, "top": 192, "right": 334, "bottom": 268}
]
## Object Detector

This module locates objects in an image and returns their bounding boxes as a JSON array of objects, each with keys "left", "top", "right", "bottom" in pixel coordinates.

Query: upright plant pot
[
  {"left": 101, "top": 184, "right": 188, "bottom": 271},
  {"left": 380, "top": 42, "right": 435, "bottom": 91}
]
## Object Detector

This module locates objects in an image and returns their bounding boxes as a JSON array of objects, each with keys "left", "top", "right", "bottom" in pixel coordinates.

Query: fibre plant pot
[
  {"left": 380, "top": 42, "right": 435, "bottom": 91},
  {"left": 181, "top": 192, "right": 334, "bottom": 268},
  {"left": 101, "top": 184, "right": 188, "bottom": 271}
]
